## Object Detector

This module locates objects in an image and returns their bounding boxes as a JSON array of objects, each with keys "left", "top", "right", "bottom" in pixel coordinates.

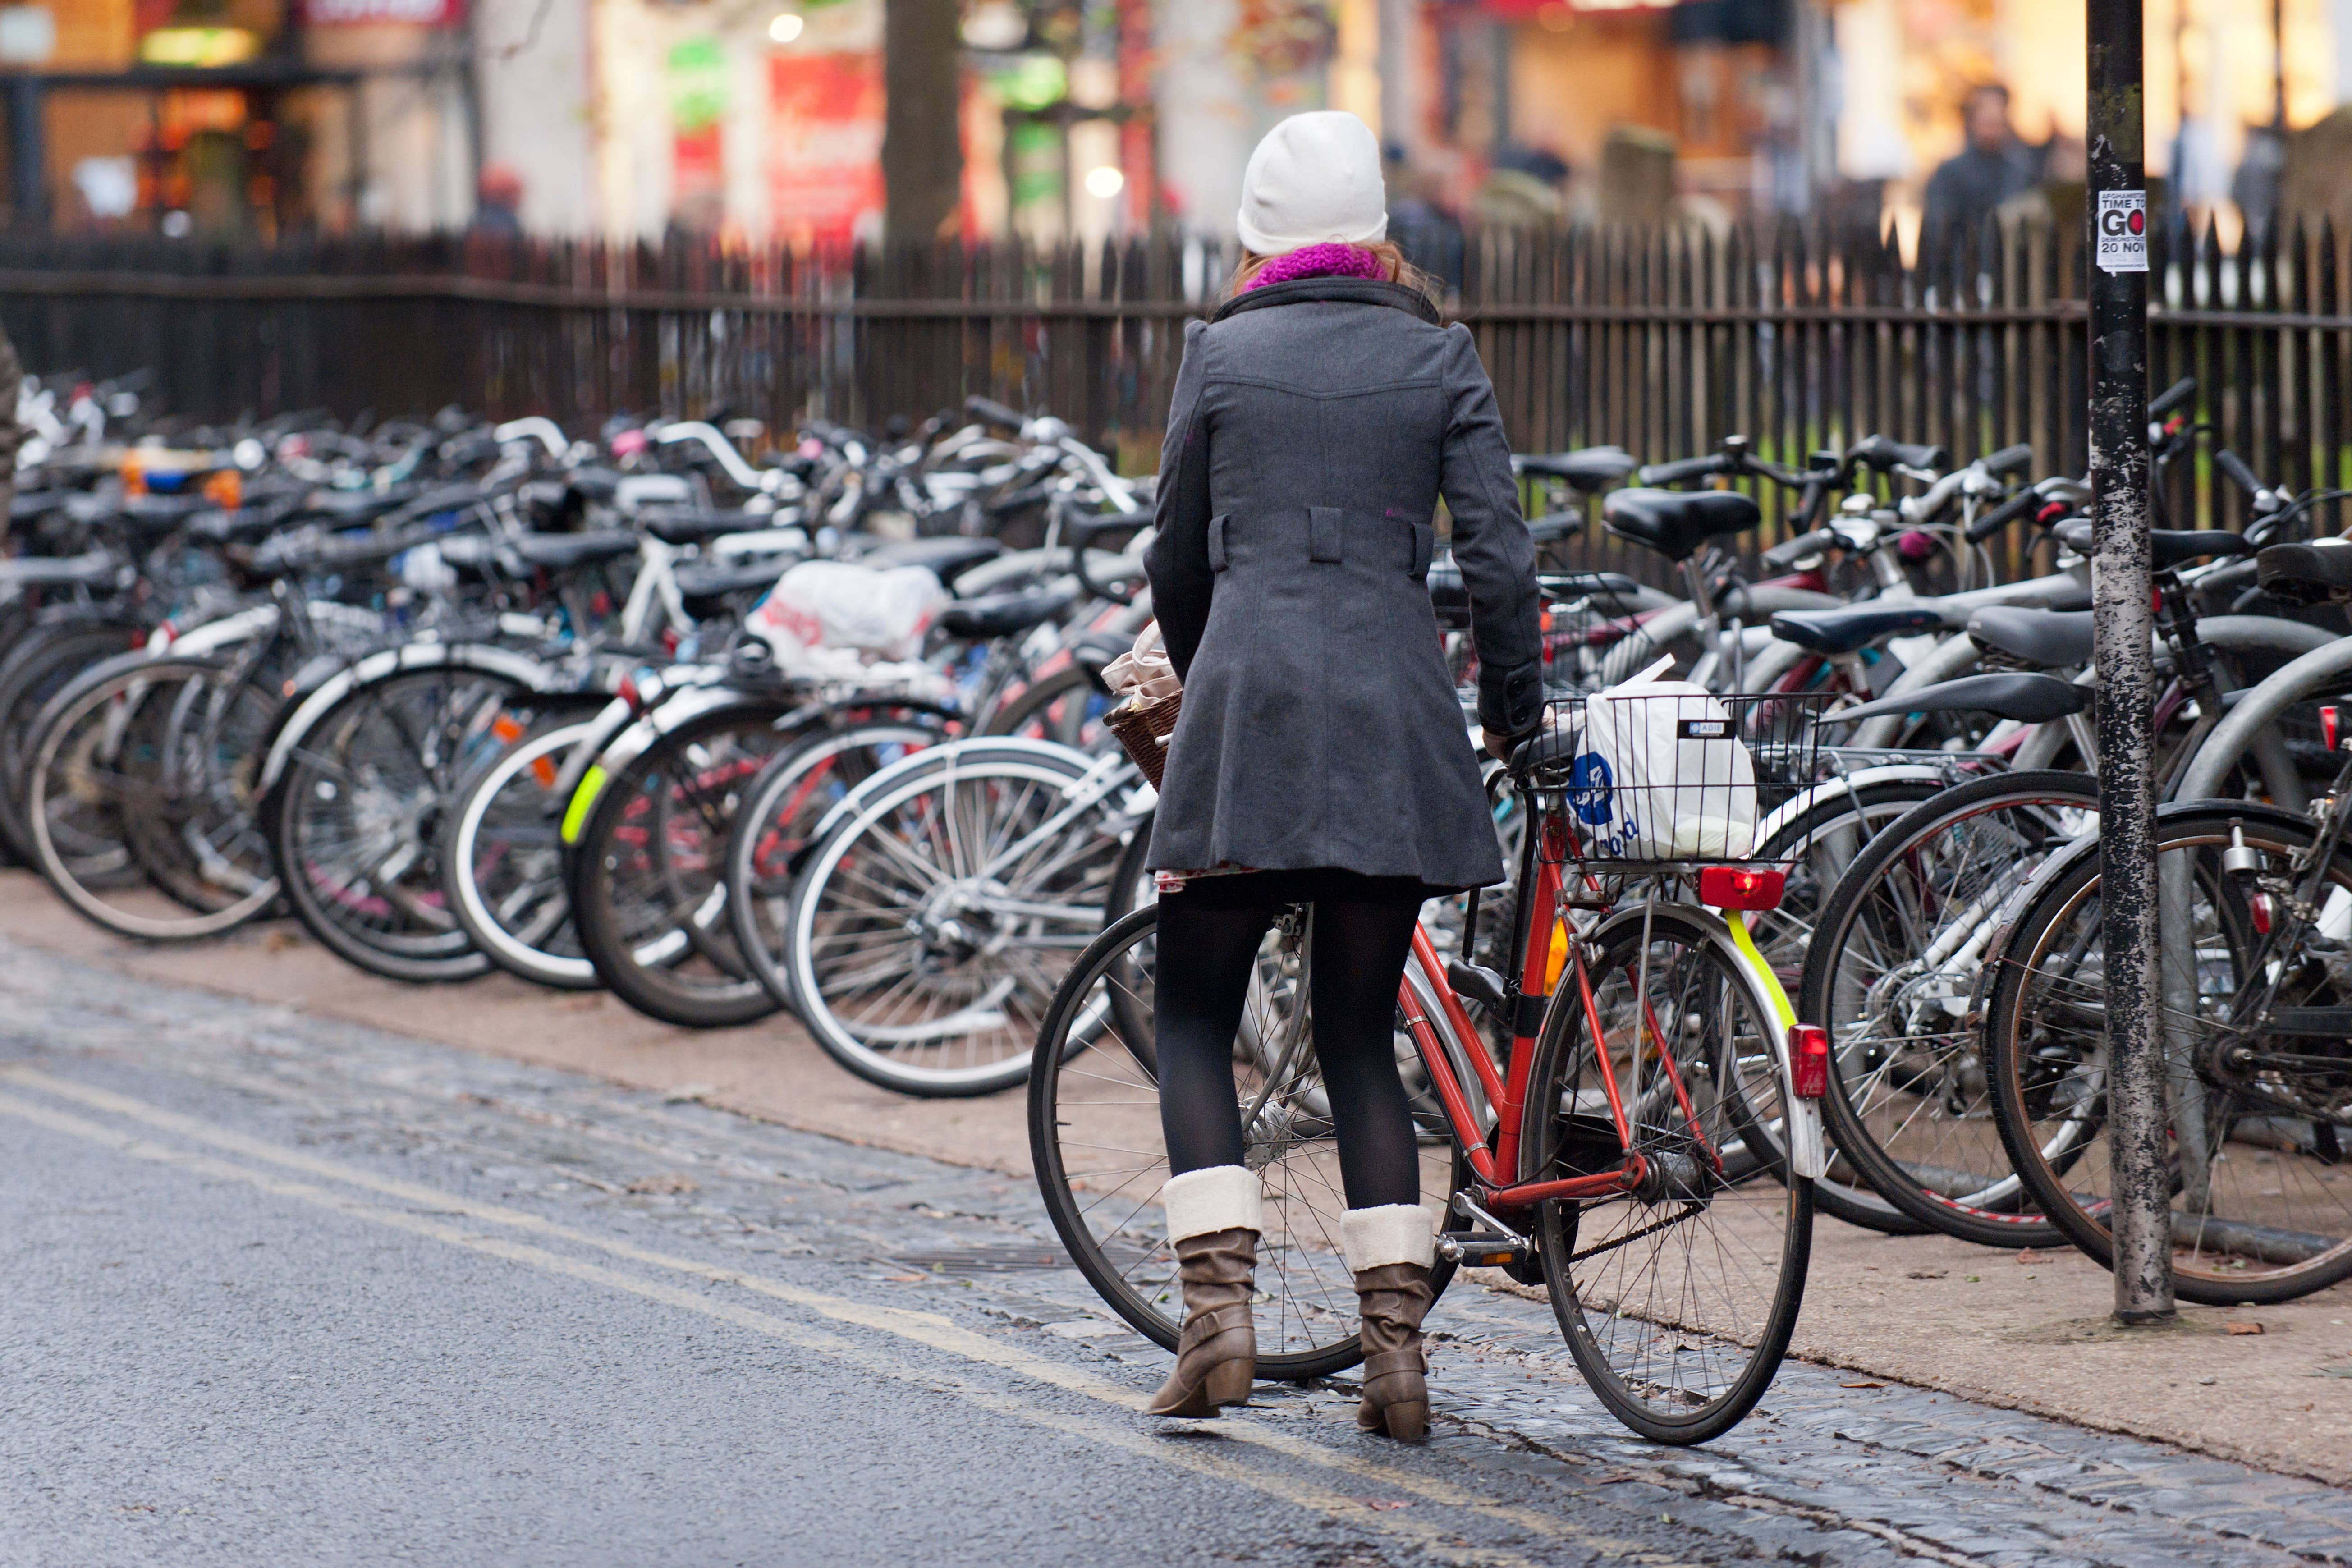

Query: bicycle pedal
[{"left": 1437, "top": 1232, "right": 1530, "bottom": 1270}]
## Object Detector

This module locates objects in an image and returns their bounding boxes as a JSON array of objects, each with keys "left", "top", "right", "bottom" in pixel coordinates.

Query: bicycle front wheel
[
  {"left": 1802, "top": 770, "right": 2100, "bottom": 1247},
  {"left": 1521, "top": 902, "right": 1811, "bottom": 1444},
  {"left": 1028, "top": 905, "right": 1458, "bottom": 1378}
]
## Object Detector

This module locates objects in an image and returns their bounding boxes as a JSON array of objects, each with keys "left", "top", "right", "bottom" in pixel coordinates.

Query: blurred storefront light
[
  {"left": 961, "top": 1, "right": 1028, "bottom": 51},
  {"left": 995, "top": 53, "right": 1068, "bottom": 110},
  {"left": 137, "top": 27, "right": 263, "bottom": 67},
  {"left": 767, "top": 13, "right": 804, "bottom": 44},
  {"left": 0, "top": 5, "right": 55, "bottom": 64},
  {"left": 1083, "top": 164, "right": 1125, "bottom": 198}
]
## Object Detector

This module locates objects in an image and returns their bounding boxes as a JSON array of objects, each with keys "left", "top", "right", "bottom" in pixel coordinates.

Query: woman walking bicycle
[{"left": 1135, "top": 111, "right": 1542, "bottom": 1436}]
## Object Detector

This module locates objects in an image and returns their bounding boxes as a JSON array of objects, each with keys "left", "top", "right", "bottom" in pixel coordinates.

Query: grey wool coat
[{"left": 1142, "top": 274, "right": 1544, "bottom": 891}]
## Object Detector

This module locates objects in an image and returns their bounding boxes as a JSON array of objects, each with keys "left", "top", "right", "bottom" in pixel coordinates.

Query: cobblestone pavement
[{"left": 3, "top": 935, "right": 2349, "bottom": 1566}]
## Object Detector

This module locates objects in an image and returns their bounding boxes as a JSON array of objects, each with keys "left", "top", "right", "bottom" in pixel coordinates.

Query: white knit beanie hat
[{"left": 1235, "top": 111, "right": 1389, "bottom": 255}]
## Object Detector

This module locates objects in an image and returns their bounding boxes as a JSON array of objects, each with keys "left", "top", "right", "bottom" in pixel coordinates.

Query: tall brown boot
[
  {"left": 1146, "top": 1165, "right": 1261, "bottom": 1417},
  {"left": 1344, "top": 1204, "right": 1438, "bottom": 1441}
]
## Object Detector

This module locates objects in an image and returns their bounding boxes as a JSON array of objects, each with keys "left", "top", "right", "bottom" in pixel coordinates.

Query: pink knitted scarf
[{"left": 1243, "top": 242, "right": 1389, "bottom": 291}]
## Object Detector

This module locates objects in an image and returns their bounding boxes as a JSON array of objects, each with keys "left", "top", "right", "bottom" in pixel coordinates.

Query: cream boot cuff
[
  {"left": 1160, "top": 1165, "right": 1264, "bottom": 1243},
  {"left": 1342, "top": 1204, "right": 1438, "bottom": 1272}
]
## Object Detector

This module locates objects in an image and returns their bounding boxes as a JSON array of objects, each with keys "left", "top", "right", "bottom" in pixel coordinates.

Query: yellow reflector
[
  {"left": 560, "top": 765, "right": 608, "bottom": 844},
  {"left": 1544, "top": 917, "right": 1568, "bottom": 990}
]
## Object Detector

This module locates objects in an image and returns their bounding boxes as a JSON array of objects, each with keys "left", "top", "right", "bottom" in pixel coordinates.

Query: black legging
[{"left": 1154, "top": 878, "right": 1424, "bottom": 1211}]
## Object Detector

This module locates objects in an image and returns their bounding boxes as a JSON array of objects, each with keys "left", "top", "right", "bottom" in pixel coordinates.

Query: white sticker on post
[{"left": 2096, "top": 189, "right": 2150, "bottom": 273}]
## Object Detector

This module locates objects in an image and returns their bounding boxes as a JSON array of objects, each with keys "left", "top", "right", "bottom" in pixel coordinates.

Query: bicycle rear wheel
[
  {"left": 1028, "top": 905, "right": 1458, "bottom": 1379},
  {"left": 27, "top": 652, "right": 281, "bottom": 939},
  {"left": 1520, "top": 902, "right": 1810, "bottom": 1444},
  {"left": 266, "top": 665, "right": 544, "bottom": 981}
]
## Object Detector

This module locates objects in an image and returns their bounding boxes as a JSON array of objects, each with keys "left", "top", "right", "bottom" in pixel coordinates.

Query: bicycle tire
[
  {"left": 1982, "top": 804, "right": 2352, "bottom": 1304},
  {"left": 568, "top": 701, "right": 796, "bottom": 1027},
  {"left": 1800, "top": 770, "right": 2100, "bottom": 1247},
  {"left": 1521, "top": 902, "right": 1811, "bottom": 1444},
  {"left": 1725, "top": 775, "right": 1952, "bottom": 1230},
  {"left": 442, "top": 719, "right": 601, "bottom": 990},
  {"left": 783, "top": 739, "right": 1134, "bottom": 1096},
  {"left": 265, "top": 664, "right": 548, "bottom": 982},
  {"left": 26, "top": 652, "right": 282, "bottom": 940},
  {"left": 0, "top": 619, "right": 145, "bottom": 865}
]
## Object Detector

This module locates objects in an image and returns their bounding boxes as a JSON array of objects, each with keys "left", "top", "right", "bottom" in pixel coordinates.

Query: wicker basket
[{"left": 1104, "top": 690, "right": 1182, "bottom": 789}]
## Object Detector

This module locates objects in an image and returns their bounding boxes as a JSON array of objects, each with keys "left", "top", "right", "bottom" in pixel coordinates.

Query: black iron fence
[{"left": 1, "top": 219, "right": 2347, "bottom": 538}]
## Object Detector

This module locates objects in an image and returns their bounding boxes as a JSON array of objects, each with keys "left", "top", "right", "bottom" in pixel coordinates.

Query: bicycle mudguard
[
  {"left": 1751, "top": 762, "right": 1955, "bottom": 848},
  {"left": 1720, "top": 907, "right": 1827, "bottom": 1181}
]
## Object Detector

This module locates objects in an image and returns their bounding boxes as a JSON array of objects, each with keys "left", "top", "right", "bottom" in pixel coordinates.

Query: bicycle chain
[{"left": 1568, "top": 1199, "right": 1705, "bottom": 1264}]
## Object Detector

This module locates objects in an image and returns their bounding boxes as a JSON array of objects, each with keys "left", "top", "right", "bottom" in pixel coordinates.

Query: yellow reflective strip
[
  {"left": 560, "top": 764, "right": 608, "bottom": 844},
  {"left": 1723, "top": 909, "right": 1797, "bottom": 1027}
]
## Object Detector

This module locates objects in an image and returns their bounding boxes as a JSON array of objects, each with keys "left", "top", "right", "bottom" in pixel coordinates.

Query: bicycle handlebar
[
  {"left": 963, "top": 395, "right": 1028, "bottom": 430},
  {"left": 2148, "top": 377, "right": 2198, "bottom": 420},
  {"left": 1849, "top": 434, "right": 1951, "bottom": 473},
  {"left": 1636, "top": 453, "right": 1729, "bottom": 486},
  {"left": 1761, "top": 528, "right": 1837, "bottom": 569},
  {"left": 2215, "top": 449, "right": 2265, "bottom": 500},
  {"left": 1982, "top": 443, "right": 2036, "bottom": 477},
  {"left": 1964, "top": 485, "right": 2047, "bottom": 543}
]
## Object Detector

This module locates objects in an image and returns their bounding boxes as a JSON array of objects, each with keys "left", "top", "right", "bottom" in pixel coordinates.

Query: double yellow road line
[{"left": 0, "top": 1064, "right": 1706, "bottom": 1568}]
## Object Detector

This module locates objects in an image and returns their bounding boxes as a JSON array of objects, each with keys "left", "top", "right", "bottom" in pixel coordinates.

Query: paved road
[{"left": 3, "top": 940, "right": 2349, "bottom": 1568}]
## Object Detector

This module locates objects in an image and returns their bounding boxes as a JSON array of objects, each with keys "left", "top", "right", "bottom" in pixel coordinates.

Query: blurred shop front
[{"left": 0, "top": 0, "right": 473, "bottom": 233}]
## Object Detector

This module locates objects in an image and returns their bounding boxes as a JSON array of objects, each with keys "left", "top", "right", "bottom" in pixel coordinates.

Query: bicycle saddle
[
  {"left": 675, "top": 557, "right": 790, "bottom": 613},
  {"left": 935, "top": 583, "right": 1077, "bottom": 640},
  {"left": 641, "top": 507, "right": 779, "bottom": 545},
  {"left": 851, "top": 534, "right": 1005, "bottom": 588},
  {"left": 1767, "top": 603, "right": 1944, "bottom": 655},
  {"left": 1601, "top": 488, "right": 1761, "bottom": 561},
  {"left": 292, "top": 487, "right": 418, "bottom": 527},
  {"left": 1837, "top": 671, "right": 2088, "bottom": 726},
  {"left": 2050, "top": 519, "right": 2254, "bottom": 568},
  {"left": 508, "top": 529, "right": 640, "bottom": 571},
  {"left": 1966, "top": 606, "right": 2095, "bottom": 669},
  {"left": 1514, "top": 446, "right": 1637, "bottom": 492},
  {"left": 2255, "top": 541, "right": 2352, "bottom": 604}
]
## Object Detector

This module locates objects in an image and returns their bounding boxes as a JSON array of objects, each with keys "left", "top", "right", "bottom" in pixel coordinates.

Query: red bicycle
[{"left": 1029, "top": 692, "right": 1831, "bottom": 1443}]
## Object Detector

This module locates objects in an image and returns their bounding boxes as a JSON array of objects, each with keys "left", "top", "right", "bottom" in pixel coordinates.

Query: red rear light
[
  {"left": 2327, "top": 706, "right": 2342, "bottom": 752},
  {"left": 2250, "top": 891, "right": 2276, "bottom": 935},
  {"left": 1698, "top": 866, "right": 1786, "bottom": 910},
  {"left": 1789, "top": 1024, "right": 1830, "bottom": 1099}
]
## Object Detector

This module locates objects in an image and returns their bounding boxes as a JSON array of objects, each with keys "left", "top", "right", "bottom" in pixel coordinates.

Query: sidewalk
[{"left": 0, "top": 868, "right": 2343, "bottom": 1488}]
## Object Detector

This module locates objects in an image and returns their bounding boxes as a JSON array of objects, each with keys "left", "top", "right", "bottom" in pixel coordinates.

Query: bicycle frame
[{"left": 1389, "top": 787, "right": 1821, "bottom": 1221}]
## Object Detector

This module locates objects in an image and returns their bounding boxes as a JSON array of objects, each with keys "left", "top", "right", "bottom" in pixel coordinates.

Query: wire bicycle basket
[{"left": 1524, "top": 690, "right": 1843, "bottom": 874}]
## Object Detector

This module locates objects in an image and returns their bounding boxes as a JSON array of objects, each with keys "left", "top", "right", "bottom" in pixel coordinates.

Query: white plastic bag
[
  {"left": 1567, "top": 656, "right": 1757, "bottom": 861},
  {"left": 746, "top": 560, "right": 949, "bottom": 678}
]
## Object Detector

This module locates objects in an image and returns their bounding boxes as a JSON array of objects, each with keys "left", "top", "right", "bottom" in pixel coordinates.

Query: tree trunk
[{"left": 882, "top": 0, "right": 963, "bottom": 243}]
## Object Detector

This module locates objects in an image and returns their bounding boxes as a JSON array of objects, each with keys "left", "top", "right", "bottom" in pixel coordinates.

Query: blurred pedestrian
[
  {"left": 1138, "top": 110, "right": 1541, "bottom": 1439},
  {"left": 1921, "top": 84, "right": 2037, "bottom": 256},
  {"left": 472, "top": 165, "right": 525, "bottom": 239}
]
